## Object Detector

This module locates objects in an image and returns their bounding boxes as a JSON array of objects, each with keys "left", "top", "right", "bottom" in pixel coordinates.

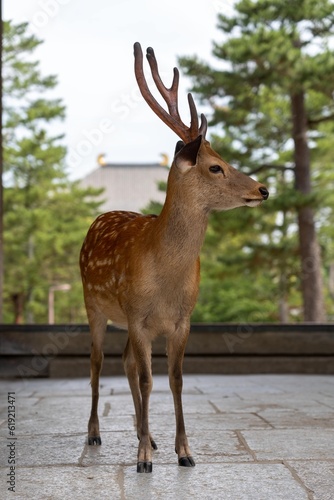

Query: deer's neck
[{"left": 154, "top": 181, "right": 209, "bottom": 268}]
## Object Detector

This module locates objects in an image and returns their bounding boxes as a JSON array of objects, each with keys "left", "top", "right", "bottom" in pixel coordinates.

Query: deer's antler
[{"left": 134, "top": 42, "right": 207, "bottom": 144}]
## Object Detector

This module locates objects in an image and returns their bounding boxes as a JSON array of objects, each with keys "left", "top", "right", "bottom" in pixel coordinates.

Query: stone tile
[
  {"left": 17, "top": 394, "right": 131, "bottom": 418},
  {"left": 80, "top": 429, "right": 253, "bottom": 466},
  {"left": 209, "top": 396, "right": 281, "bottom": 413},
  {"left": 98, "top": 391, "right": 216, "bottom": 416},
  {"left": 211, "top": 391, "right": 334, "bottom": 415},
  {"left": 0, "top": 396, "right": 40, "bottom": 420},
  {"left": 189, "top": 430, "right": 253, "bottom": 464},
  {"left": 0, "top": 378, "right": 106, "bottom": 397},
  {"left": 123, "top": 463, "right": 308, "bottom": 500},
  {"left": 0, "top": 379, "right": 35, "bottom": 396},
  {"left": 191, "top": 374, "right": 271, "bottom": 395},
  {"left": 253, "top": 375, "right": 334, "bottom": 392},
  {"left": 0, "top": 434, "right": 86, "bottom": 467},
  {"left": 241, "top": 428, "right": 334, "bottom": 460},
  {"left": 142, "top": 374, "right": 200, "bottom": 394},
  {"left": 257, "top": 407, "right": 334, "bottom": 429},
  {"left": 81, "top": 431, "right": 140, "bottom": 466},
  {"left": 19, "top": 391, "right": 212, "bottom": 420},
  {"left": 315, "top": 394, "right": 334, "bottom": 409},
  {"left": 287, "top": 461, "right": 334, "bottom": 500},
  {"left": 0, "top": 465, "right": 122, "bottom": 500},
  {"left": 0, "top": 462, "right": 308, "bottom": 500},
  {"left": 1, "top": 375, "right": 334, "bottom": 499},
  {"left": 149, "top": 392, "right": 215, "bottom": 415},
  {"left": 149, "top": 412, "right": 270, "bottom": 432},
  {"left": 3, "top": 413, "right": 134, "bottom": 438}
]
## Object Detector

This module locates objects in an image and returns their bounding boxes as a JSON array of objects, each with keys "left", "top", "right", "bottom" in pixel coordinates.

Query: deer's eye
[{"left": 209, "top": 165, "right": 224, "bottom": 174}]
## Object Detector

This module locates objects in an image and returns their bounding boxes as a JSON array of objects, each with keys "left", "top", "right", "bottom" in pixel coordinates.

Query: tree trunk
[
  {"left": 329, "top": 263, "right": 334, "bottom": 300},
  {"left": 291, "top": 92, "right": 325, "bottom": 322},
  {"left": 278, "top": 268, "right": 289, "bottom": 323},
  {"left": 12, "top": 293, "right": 24, "bottom": 324}
]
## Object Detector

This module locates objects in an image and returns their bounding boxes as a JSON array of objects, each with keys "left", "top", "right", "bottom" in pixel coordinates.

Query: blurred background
[{"left": 1, "top": 0, "right": 334, "bottom": 324}]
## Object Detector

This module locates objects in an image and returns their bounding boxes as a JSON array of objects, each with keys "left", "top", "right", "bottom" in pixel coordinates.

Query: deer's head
[{"left": 134, "top": 43, "right": 268, "bottom": 213}]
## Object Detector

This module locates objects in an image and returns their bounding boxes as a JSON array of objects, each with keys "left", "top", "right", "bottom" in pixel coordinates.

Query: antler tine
[
  {"left": 188, "top": 94, "right": 207, "bottom": 140},
  {"left": 134, "top": 42, "right": 187, "bottom": 142},
  {"left": 199, "top": 113, "right": 208, "bottom": 138},
  {"left": 187, "top": 93, "right": 199, "bottom": 139},
  {"left": 146, "top": 47, "right": 181, "bottom": 122},
  {"left": 134, "top": 42, "right": 206, "bottom": 143}
]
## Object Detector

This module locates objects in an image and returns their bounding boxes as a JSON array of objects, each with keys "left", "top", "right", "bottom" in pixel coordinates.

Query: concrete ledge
[
  {"left": 48, "top": 355, "right": 334, "bottom": 378},
  {"left": 1, "top": 323, "right": 334, "bottom": 377}
]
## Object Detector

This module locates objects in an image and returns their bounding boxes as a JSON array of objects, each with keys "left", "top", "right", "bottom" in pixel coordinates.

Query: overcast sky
[{"left": 4, "top": 0, "right": 235, "bottom": 179}]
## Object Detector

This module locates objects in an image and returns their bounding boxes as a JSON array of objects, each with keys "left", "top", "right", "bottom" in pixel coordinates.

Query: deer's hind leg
[
  {"left": 123, "top": 338, "right": 157, "bottom": 456},
  {"left": 86, "top": 305, "right": 108, "bottom": 445}
]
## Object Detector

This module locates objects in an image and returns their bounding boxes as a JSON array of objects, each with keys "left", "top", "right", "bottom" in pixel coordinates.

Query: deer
[{"left": 79, "top": 42, "right": 269, "bottom": 474}]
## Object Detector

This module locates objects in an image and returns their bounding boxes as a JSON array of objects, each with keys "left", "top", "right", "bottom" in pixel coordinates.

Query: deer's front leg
[
  {"left": 129, "top": 329, "right": 154, "bottom": 473},
  {"left": 167, "top": 326, "right": 195, "bottom": 467}
]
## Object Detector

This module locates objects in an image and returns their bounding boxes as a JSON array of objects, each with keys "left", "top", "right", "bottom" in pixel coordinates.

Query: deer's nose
[{"left": 259, "top": 186, "right": 269, "bottom": 200}]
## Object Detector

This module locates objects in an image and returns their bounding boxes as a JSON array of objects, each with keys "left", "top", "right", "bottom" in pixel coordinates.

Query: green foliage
[
  {"left": 3, "top": 21, "right": 103, "bottom": 323},
  {"left": 176, "top": 0, "right": 334, "bottom": 321}
]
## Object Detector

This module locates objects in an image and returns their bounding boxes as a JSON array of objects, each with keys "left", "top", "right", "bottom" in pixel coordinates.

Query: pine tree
[
  {"left": 179, "top": 0, "right": 334, "bottom": 321},
  {"left": 3, "top": 21, "right": 102, "bottom": 323}
]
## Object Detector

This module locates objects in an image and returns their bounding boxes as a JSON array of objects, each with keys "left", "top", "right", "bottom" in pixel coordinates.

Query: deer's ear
[
  {"left": 174, "top": 135, "right": 202, "bottom": 173},
  {"left": 174, "top": 140, "right": 185, "bottom": 156}
]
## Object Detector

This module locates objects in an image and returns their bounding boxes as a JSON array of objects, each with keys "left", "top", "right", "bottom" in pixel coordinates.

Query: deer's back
[{"left": 80, "top": 210, "right": 157, "bottom": 281}]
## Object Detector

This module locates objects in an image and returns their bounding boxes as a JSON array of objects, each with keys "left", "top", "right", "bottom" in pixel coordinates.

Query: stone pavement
[{"left": 0, "top": 374, "right": 334, "bottom": 499}]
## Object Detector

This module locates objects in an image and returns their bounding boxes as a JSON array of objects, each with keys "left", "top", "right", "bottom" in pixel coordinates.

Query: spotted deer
[{"left": 80, "top": 42, "right": 269, "bottom": 473}]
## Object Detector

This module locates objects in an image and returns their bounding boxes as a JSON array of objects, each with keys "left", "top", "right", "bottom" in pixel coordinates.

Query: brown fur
[{"left": 80, "top": 136, "right": 268, "bottom": 471}]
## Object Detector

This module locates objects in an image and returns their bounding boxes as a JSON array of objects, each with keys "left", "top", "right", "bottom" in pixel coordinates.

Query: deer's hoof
[
  {"left": 88, "top": 436, "right": 101, "bottom": 445},
  {"left": 137, "top": 461, "right": 153, "bottom": 473},
  {"left": 178, "top": 456, "right": 195, "bottom": 467},
  {"left": 151, "top": 438, "right": 158, "bottom": 450}
]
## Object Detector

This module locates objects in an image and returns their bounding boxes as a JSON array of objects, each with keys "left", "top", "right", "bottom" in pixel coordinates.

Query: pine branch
[
  {"left": 308, "top": 113, "right": 334, "bottom": 126},
  {"left": 248, "top": 164, "right": 294, "bottom": 175}
]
